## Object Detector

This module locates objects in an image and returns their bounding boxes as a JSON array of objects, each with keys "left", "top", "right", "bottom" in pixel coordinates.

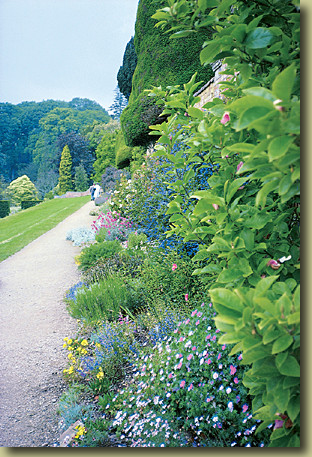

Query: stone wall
[{"left": 194, "top": 61, "right": 230, "bottom": 109}]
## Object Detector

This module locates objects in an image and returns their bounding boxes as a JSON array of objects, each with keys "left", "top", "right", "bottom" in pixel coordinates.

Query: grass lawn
[{"left": 0, "top": 196, "right": 90, "bottom": 262}]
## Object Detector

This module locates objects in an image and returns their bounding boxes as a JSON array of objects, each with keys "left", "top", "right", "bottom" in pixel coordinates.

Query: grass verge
[{"left": 0, "top": 196, "right": 90, "bottom": 262}]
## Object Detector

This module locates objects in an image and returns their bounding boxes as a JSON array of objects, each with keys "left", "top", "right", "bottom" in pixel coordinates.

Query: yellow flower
[
  {"left": 96, "top": 368, "right": 104, "bottom": 379},
  {"left": 95, "top": 343, "right": 101, "bottom": 349},
  {"left": 74, "top": 425, "right": 86, "bottom": 438},
  {"left": 63, "top": 343, "right": 67, "bottom": 348},
  {"left": 81, "top": 349, "right": 88, "bottom": 355},
  {"left": 80, "top": 339, "right": 88, "bottom": 347},
  {"left": 68, "top": 346, "right": 74, "bottom": 351}
]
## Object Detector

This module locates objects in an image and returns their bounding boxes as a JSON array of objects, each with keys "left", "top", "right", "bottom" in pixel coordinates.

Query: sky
[{"left": 0, "top": 0, "right": 139, "bottom": 112}]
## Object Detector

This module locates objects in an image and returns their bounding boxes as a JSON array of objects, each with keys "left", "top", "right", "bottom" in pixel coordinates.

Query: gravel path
[{"left": 0, "top": 200, "right": 95, "bottom": 447}]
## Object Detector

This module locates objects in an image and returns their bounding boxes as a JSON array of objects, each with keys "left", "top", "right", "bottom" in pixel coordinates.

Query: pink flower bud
[
  {"left": 236, "top": 161, "right": 244, "bottom": 173},
  {"left": 220, "top": 112, "right": 230, "bottom": 124},
  {"left": 267, "top": 259, "right": 281, "bottom": 270},
  {"left": 212, "top": 204, "right": 219, "bottom": 210},
  {"left": 185, "top": 293, "right": 189, "bottom": 302},
  {"left": 273, "top": 99, "right": 285, "bottom": 112}
]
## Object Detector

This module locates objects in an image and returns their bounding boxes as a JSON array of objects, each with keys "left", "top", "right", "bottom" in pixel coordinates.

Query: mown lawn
[{"left": 0, "top": 196, "right": 90, "bottom": 262}]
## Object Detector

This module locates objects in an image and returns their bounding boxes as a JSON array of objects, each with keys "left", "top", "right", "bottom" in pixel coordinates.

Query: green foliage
[
  {"left": 66, "top": 275, "right": 145, "bottom": 323},
  {"left": 78, "top": 240, "right": 122, "bottom": 272},
  {"left": 121, "top": 94, "right": 165, "bottom": 147},
  {"left": 120, "top": 0, "right": 213, "bottom": 151},
  {"left": 58, "top": 145, "right": 73, "bottom": 194},
  {"left": 117, "top": 36, "right": 137, "bottom": 100},
  {"left": 21, "top": 200, "right": 42, "bottom": 210},
  {"left": 74, "top": 164, "right": 89, "bottom": 192},
  {"left": 82, "top": 251, "right": 145, "bottom": 285},
  {"left": 0, "top": 200, "right": 10, "bottom": 218},
  {"left": 0, "top": 99, "right": 110, "bottom": 183},
  {"left": 115, "top": 129, "right": 146, "bottom": 169},
  {"left": 7, "top": 174, "right": 39, "bottom": 205},
  {"left": 149, "top": 0, "right": 300, "bottom": 447},
  {"left": 138, "top": 246, "right": 206, "bottom": 309},
  {"left": 93, "top": 131, "right": 119, "bottom": 181}
]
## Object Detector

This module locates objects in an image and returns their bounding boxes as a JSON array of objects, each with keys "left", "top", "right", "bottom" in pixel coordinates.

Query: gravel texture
[{"left": 0, "top": 200, "right": 95, "bottom": 447}]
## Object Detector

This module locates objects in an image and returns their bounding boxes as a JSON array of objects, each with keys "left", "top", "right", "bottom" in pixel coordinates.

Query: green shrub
[
  {"left": 66, "top": 275, "right": 146, "bottom": 323},
  {"left": 0, "top": 200, "right": 10, "bottom": 218},
  {"left": 78, "top": 240, "right": 122, "bottom": 272},
  {"left": 21, "top": 200, "right": 42, "bottom": 210},
  {"left": 139, "top": 247, "right": 206, "bottom": 309},
  {"left": 120, "top": 94, "right": 165, "bottom": 147},
  {"left": 150, "top": 0, "right": 300, "bottom": 447},
  {"left": 7, "top": 175, "right": 39, "bottom": 206},
  {"left": 82, "top": 251, "right": 145, "bottom": 285}
]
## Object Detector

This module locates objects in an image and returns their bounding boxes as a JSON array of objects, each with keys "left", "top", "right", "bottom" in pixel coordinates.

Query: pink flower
[
  {"left": 176, "top": 361, "right": 182, "bottom": 369},
  {"left": 188, "top": 383, "right": 194, "bottom": 391},
  {"left": 191, "top": 309, "right": 197, "bottom": 317},
  {"left": 185, "top": 294, "right": 189, "bottom": 302},
  {"left": 195, "top": 320, "right": 200, "bottom": 326},
  {"left": 178, "top": 337, "right": 184, "bottom": 342},
  {"left": 236, "top": 161, "right": 244, "bottom": 173},
  {"left": 180, "top": 380, "right": 186, "bottom": 388},
  {"left": 187, "top": 354, "right": 193, "bottom": 361},
  {"left": 233, "top": 377, "right": 239, "bottom": 384},
  {"left": 168, "top": 373, "right": 173, "bottom": 379},
  {"left": 220, "top": 111, "right": 230, "bottom": 124},
  {"left": 242, "top": 404, "right": 249, "bottom": 413},
  {"left": 192, "top": 346, "right": 196, "bottom": 351},
  {"left": 222, "top": 345, "right": 226, "bottom": 350},
  {"left": 172, "top": 263, "right": 177, "bottom": 271},
  {"left": 274, "top": 419, "right": 285, "bottom": 430},
  {"left": 212, "top": 203, "right": 219, "bottom": 210},
  {"left": 206, "top": 358, "right": 212, "bottom": 365},
  {"left": 217, "top": 353, "right": 222, "bottom": 360},
  {"left": 230, "top": 365, "right": 237, "bottom": 375},
  {"left": 267, "top": 259, "right": 281, "bottom": 270}
]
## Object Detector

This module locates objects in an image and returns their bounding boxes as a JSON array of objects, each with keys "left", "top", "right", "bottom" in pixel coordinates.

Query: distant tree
[
  {"left": 74, "top": 164, "right": 89, "bottom": 191},
  {"left": 0, "top": 175, "right": 9, "bottom": 200},
  {"left": 117, "top": 36, "right": 137, "bottom": 100},
  {"left": 82, "top": 119, "right": 119, "bottom": 153},
  {"left": 109, "top": 87, "right": 128, "bottom": 120},
  {"left": 93, "top": 130, "right": 119, "bottom": 181},
  {"left": 35, "top": 169, "right": 58, "bottom": 198},
  {"left": 58, "top": 145, "right": 73, "bottom": 194},
  {"left": 56, "top": 132, "right": 94, "bottom": 177},
  {"left": 7, "top": 175, "right": 39, "bottom": 205},
  {"left": 68, "top": 97, "right": 104, "bottom": 111}
]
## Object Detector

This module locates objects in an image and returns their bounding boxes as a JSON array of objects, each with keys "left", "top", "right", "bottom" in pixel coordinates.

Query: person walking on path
[
  {"left": 89, "top": 183, "right": 95, "bottom": 201},
  {"left": 93, "top": 183, "right": 101, "bottom": 201}
]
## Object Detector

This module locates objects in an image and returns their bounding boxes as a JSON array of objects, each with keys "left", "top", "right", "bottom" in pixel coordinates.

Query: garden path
[{"left": 0, "top": 199, "right": 95, "bottom": 447}]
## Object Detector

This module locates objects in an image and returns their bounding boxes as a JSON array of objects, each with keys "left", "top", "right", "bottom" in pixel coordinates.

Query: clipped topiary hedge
[
  {"left": 0, "top": 200, "right": 10, "bottom": 218},
  {"left": 115, "top": 130, "right": 146, "bottom": 169},
  {"left": 119, "top": 0, "right": 214, "bottom": 149},
  {"left": 21, "top": 200, "right": 42, "bottom": 210},
  {"left": 120, "top": 94, "right": 165, "bottom": 147}
]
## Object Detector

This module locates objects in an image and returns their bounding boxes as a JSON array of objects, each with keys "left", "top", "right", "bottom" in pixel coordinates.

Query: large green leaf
[
  {"left": 278, "top": 355, "right": 300, "bottom": 377},
  {"left": 268, "top": 135, "right": 294, "bottom": 161},
  {"left": 244, "top": 27, "right": 275, "bottom": 49},
  {"left": 236, "top": 106, "right": 273, "bottom": 131},
  {"left": 272, "top": 63, "right": 297, "bottom": 102},
  {"left": 272, "top": 334, "right": 293, "bottom": 354},
  {"left": 210, "top": 288, "right": 245, "bottom": 311}
]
